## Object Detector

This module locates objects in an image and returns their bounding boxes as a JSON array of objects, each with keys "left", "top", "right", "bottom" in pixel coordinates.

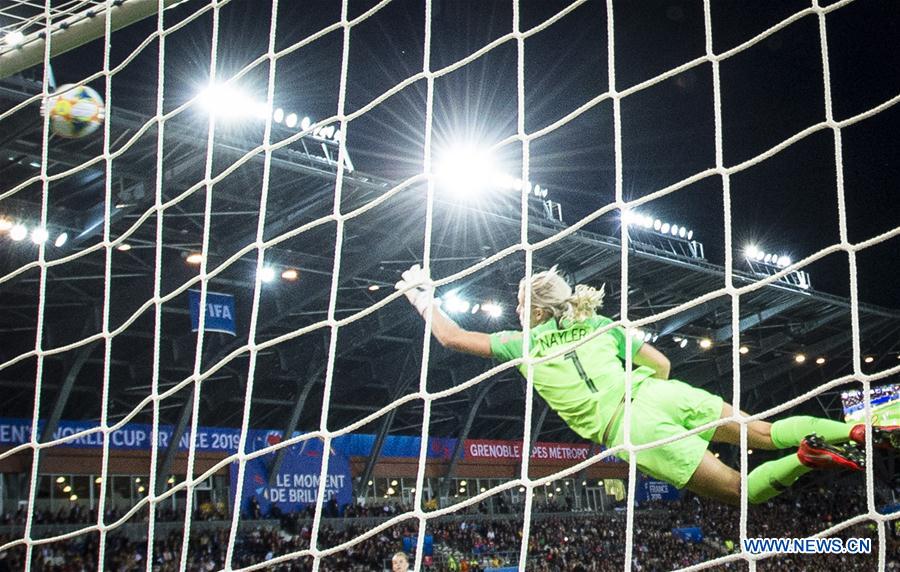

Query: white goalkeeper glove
[{"left": 395, "top": 264, "right": 437, "bottom": 316}]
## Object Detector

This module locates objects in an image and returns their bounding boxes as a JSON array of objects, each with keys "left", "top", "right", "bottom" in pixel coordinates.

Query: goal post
[{"left": 0, "top": 0, "right": 184, "bottom": 80}]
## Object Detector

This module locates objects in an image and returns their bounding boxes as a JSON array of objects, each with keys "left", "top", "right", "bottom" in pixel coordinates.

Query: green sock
[
  {"left": 770, "top": 415, "right": 854, "bottom": 449},
  {"left": 747, "top": 453, "right": 811, "bottom": 504}
]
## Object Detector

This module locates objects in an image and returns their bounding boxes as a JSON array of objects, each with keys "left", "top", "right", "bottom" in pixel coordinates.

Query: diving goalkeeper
[{"left": 396, "top": 264, "right": 898, "bottom": 505}]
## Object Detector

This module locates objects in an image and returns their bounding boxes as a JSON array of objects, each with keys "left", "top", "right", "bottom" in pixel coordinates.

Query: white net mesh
[{"left": 0, "top": 0, "right": 898, "bottom": 570}]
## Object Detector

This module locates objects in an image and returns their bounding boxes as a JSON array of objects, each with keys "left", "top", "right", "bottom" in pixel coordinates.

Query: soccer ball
[{"left": 44, "top": 84, "right": 105, "bottom": 138}]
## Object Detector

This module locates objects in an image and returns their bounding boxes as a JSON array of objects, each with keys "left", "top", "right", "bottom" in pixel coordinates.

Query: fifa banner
[
  {"left": 841, "top": 384, "right": 900, "bottom": 425},
  {"left": 635, "top": 475, "right": 680, "bottom": 503},
  {"left": 188, "top": 289, "right": 236, "bottom": 335},
  {"left": 230, "top": 434, "right": 352, "bottom": 515}
]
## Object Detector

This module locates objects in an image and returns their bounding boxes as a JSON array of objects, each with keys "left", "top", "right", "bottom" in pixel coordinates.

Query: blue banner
[
  {"left": 673, "top": 527, "right": 704, "bottom": 542},
  {"left": 636, "top": 475, "right": 680, "bottom": 502},
  {"left": 0, "top": 418, "right": 458, "bottom": 460},
  {"left": 231, "top": 438, "right": 352, "bottom": 515},
  {"left": 189, "top": 289, "right": 236, "bottom": 335}
]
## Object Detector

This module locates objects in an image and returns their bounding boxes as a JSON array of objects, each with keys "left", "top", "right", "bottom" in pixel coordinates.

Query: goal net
[{"left": 0, "top": 0, "right": 898, "bottom": 570}]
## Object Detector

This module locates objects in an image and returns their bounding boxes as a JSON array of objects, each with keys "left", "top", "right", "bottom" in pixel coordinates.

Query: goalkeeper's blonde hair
[{"left": 520, "top": 266, "right": 605, "bottom": 323}]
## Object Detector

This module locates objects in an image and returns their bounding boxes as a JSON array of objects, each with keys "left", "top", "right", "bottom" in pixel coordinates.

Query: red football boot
[
  {"left": 850, "top": 425, "right": 900, "bottom": 450},
  {"left": 797, "top": 434, "right": 865, "bottom": 471}
]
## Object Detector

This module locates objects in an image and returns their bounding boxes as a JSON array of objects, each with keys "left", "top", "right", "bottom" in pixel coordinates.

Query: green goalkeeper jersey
[{"left": 489, "top": 315, "right": 655, "bottom": 444}]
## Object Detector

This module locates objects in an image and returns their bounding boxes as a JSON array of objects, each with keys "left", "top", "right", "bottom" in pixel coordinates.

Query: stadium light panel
[
  {"left": 739, "top": 346, "right": 749, "bottom": 355},
  {"left": 273, "top": 108, "right": 284, "bottom": 123},
  {"left": 186, "top": 253, "right": 203, "bottom": 265},
  {"left": 367, "top": 284, "right": 380, "bottom": 291},
  {"left": 259, "top": 267, "right": 276, "bottom": 283},
  {"left": 281, "top": 268, "right": 299, "bottom": 281},
  {"left": 778, "top": 256, "right": 791, "bottom": 267},
  {"left": 117, "top": 243, "right": 132, "bottom": 252},
  {"left": 699, "top": 338, "right": 712, "bottom": 349},
  {"left": 29, "top": 227, "right": 48, "bottom": 244},
  {"left": 815, "top": 357, "right": 826, "bottom": 365},
  {"left": 794, "top": 354, "right": 806, "bottom": 364},
  {"left": 744, "top": 244, "right": 759, "bottom": 259},
  {"left": 63, "top": 485, "right": 72, "bottom": 493},
  {"left": 686, "top": 230, "right": 693, "bottom": 240},
  {"left": 471, "top": 303, "right": 480, "bottom": 314},
  {"left": 481, "top": 302, "right": 502, "bottom": 318},
  {"left": 443, "top": 293, "right": 470, "bottom": 314},
  {"left": 198, "top": 83, "right": 261, "bottom": 121},
  {"left": 301, "top": 116, "right": 311, "bottom": 130},
  {"left": 0, "top": 217, "right": 12, "bottom": 231},
  {"left": 864, "top": 356, "right": 875, "bottom": 364},
  {"left": 9, "top": 223, "right": 27, "bottom": 241},
  {"left": 679, "top": 339, "right": 688, "bottom": 348},
  {"left": 285, "top": 113, "right": 298, "bottom": 128},
  {"left": 436, "top": 144, "right": 499, "bottom": 198},
  {"left": 53, "top": 233, "right": 68, "bottom": 247},
  {"left": 69, "top": 494, "right": 78, "bottom": 501},
  {"left": 670, "top": 224, "right": 679, "bottom": 236},
  {"left": 653, "top": 219, "right": 662, "bottom": 231},
  {"left": 660, "top": 223, "right": 670, "bottom": 234},
  {"left": 678, "top": 227, "right": 686, "bottom": 238}
]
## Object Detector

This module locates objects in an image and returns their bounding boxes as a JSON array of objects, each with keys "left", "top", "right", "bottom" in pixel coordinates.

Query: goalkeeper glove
[{"left": 395, "top": 264, "right": 437, "bottom": 316}]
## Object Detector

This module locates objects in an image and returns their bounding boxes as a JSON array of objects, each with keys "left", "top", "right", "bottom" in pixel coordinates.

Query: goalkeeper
[{"left": 396, "top": 264, "right": 898, "bottom": 505}]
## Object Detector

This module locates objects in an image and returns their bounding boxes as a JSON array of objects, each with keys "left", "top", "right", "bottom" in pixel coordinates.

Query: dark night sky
[{"left": 33, "top": 0, "right": 900, "bottom": 307}]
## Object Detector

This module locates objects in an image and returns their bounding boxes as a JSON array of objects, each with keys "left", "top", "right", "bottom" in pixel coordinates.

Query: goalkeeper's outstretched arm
[{"left": 395, "top": 264, "right": 493, "bottom": 358}]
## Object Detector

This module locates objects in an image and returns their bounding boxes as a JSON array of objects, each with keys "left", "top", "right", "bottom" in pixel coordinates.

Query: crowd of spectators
[{"left": 0, "top": 486, "right": 897, "bottom": 571}]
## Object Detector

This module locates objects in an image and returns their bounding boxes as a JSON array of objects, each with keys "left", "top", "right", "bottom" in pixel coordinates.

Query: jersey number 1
[{"left": 565, "top": 351, "right": 598, "bottom": 393}]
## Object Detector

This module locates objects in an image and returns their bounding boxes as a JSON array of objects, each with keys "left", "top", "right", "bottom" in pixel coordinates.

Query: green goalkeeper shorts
[{"left": 606, "top": 377, "right": 724, "bottom": 489}]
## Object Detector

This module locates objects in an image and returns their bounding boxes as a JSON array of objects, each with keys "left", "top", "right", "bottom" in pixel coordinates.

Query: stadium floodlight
[
  {"left": 0, "top": 217, "right": 12, "bottom": 231},
  {"left": 443, "top": 293, "right": 470, "bottom": 314},
  {"left": 679, "top": 339, "right": 688, "bottom": 348},
  {"left": 481, "top": 302, "right": 502, "bottom": 318},
  {"left": 864, "top": 356, "right": 875, "bottom": 364},
  {"left": 281, "top": 268, "right": 299, "bottom": 281},
  {"left": 300, "top": 116, "right": 311, "bottom": 130},
  {"left": 660, "top": 222, "right": 670, "bottom": 234},
  {"left": 653, "top": 219, "right": 662, "bottom": 231},
  {"left": 679, "top": 227, "right": 686, "bottom": 238},
  {"left": 185, "top": 252, "right": 203, "bottom": 265},
  {"left": 470, "top": 303, "right": 480, "bottom": 314},
  {"left": 777, "top": 256, "right": 791, "bottom": 268},
  {"left": 30, "top": 227, "right": 48, "bottom": 244},
  {"left": 259, "top": 267, "right": 276, "bottom": 283},
  {"left": 739, "top": 346, "right": 749, "bottom": 355},
  {"left": 284, "top": 113, "right": 297, "bottom": 128},
  {"left": 670, "top": 224, "right": 678, "bottom": 236},
  {"left": 4, "top": 31, "right": 25, "bottom": 47},
  {"left": 699, "top": 338, "right": 712, "bottom": 349},
  {"left": 117, "top": 243, "right": 132, "bottom": 252},
  {"left": 62, "top": 485, "right": 72, "bottom": 493},
  {"left": 744, "top": 244, "right": 760, "bottom": 259},
  {"left": 436, "top": 144, "right": 498, "bottom": 198},
  {"left": 9, "top": 223, "right": 27, "bottom": 241},
  {"left": 54, "top": 233, "right": 68, "bottom": 247},
  {"left": 687, "top": 230, "right": 693, "bottom": 240},
  {"left": 197, "top": 83, "right": 264, "bottom": 121},
  {"left": 764, "top": 254, "right": 773, "bottom": 264},
  {"left": 273, "top": 108, "right": 284, "bottom": 123},
  {"left": 55, "top": 476, "right": 65, "bottom": 484},
  {"left": 794, "top": 353, "right": 806, "bottom": 364},
  {"left": 69, "top": 494, "right": 78, "bottom": 502},
  {"left": 367, "top": 284, "right": 380, "bottom": 291},
  {"left": 815, "top": 357, "right": 826, "bottom": 365}
]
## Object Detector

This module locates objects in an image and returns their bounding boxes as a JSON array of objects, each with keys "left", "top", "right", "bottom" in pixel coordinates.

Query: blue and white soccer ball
[{"left": 44, "top": 84, "right": 105, "bottom": 139}]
